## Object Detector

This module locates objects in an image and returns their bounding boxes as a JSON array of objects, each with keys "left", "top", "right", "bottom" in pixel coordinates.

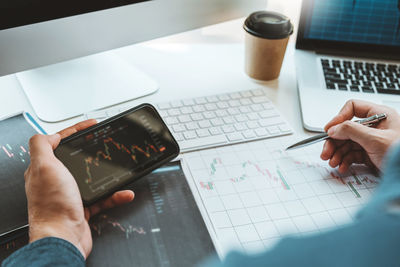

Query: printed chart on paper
[{"left": 183, "top": 136, "right": 380, "bottom": 256}]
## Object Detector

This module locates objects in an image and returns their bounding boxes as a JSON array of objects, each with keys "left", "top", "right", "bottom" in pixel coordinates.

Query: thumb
[
  {"left": 47, "top": 134, "right": 61, "bottom": 150},
  {"left": 327, "top": 121, "right": 378, "bottom": 149}
]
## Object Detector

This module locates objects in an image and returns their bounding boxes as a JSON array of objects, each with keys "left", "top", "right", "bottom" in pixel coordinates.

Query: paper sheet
[{"left": 182, "top": 136, "right": 380, "bottom": 256}]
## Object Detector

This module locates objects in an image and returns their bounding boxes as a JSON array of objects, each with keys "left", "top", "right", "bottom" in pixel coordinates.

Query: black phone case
[{"left": 54, "top": 103, "right": 180, "bottom": 206}]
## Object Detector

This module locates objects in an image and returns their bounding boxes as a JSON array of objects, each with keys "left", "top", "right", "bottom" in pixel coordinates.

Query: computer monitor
[{"left": 0, "top": 0, "right": 266, "bottom": 122}]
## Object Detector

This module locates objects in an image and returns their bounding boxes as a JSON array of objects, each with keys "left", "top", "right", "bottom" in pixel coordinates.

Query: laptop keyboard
[
  {"left": 84, "top": 89, "right": 293, "bottom": 153},
  {"left": 321, "top": 58, "right": 400, "bottom": 94}
]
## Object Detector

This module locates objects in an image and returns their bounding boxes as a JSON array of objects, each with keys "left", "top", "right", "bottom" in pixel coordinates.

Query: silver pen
[{"left": 286, "top": 113, "right": 387, "bottom": 151}]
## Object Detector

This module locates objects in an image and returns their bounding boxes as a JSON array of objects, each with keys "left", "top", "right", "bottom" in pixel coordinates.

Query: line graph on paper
[{"left": 183, "top": 136, "right": 380, "bottom": 255}]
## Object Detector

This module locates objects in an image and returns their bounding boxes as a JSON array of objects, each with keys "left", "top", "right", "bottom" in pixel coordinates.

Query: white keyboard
[{"left": 84, "top": 88, "right": 293, "bottom": 153}]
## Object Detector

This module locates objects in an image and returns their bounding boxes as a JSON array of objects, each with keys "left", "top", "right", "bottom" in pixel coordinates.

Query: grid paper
[{"left": 183, "top": 136, "right": 379, "bottom": 256}]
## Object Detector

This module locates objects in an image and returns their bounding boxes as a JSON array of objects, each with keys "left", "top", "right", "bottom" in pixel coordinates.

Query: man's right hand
[{"left": 320, "top": 100, "right": 400, "bottom": 173}]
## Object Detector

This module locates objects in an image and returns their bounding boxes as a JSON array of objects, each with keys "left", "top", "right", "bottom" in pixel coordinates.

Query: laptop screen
[{"left": 297, "top": 0, "right": 400, "bottom": 57}]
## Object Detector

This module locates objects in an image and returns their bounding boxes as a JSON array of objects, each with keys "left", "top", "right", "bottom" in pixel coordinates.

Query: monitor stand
[{"left": 16, "top": 52, "right": 159, "bottom": 122}]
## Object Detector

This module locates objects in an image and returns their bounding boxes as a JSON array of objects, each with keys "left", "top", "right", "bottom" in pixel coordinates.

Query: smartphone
[{"left": 54, "top": 104, "right": 180, "bottom": 206}]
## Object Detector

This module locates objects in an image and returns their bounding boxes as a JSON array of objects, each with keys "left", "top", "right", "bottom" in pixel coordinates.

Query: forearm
[{"left": 2, "top": 237, "right": 84, "bottom": 267}]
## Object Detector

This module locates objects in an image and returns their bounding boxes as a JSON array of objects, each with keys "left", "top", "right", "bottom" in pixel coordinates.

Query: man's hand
[
  {"left": 24, "top": 120, "right": 134, "bottom": 259},
  {"left": 320, "top": 100, "right": 400, "bottom": 173}
]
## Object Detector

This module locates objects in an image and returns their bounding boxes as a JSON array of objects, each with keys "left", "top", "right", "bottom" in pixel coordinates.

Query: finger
[
  {"left": 328, "top": 142, "right": 353, "bottom": 168},
  {"left": 28, "top": 134, "right": 61, "bottom": 162},
  {"left": 321, "top": 140, "right": 336, "bottom": 161},
  {"left": 324, "top": 99, "right": 377, "bottom": 132},
  {"left": 321, "top": 139, "right": 347, "bottom": 161},
  {"left": 87, "top": 190, "right": 134, "bottom": 218},
  {"left": 338, "top": 151, "right": 365, "bottom": 173},
  {"left": 327, "top": 120, "right": 380, "bottom": 150},
  {"left": 58, "top": 119, "right": 97, "bottom": 139}
]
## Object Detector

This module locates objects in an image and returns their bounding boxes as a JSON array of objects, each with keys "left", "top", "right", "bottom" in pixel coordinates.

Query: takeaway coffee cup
[{"left": 244, "top": 11, "right": 294, "bottom": 81}]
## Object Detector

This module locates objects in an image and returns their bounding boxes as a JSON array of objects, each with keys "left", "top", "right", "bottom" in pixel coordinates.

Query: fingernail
[{"left": 328, "top": 125, "right": 337, "bottom": 136}]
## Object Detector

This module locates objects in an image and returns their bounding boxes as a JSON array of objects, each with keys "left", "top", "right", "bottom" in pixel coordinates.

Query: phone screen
[{"left": 55, "top": 104, "right": 179, "bottom": 205}]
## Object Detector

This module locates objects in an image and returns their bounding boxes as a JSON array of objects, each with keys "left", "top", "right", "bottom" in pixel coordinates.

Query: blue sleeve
[
  {"left": 2, "top": 237, "right": 85, "bottom": 267},
  {"left": 205, "top": 144, "right": 400, "bottom": 267}
]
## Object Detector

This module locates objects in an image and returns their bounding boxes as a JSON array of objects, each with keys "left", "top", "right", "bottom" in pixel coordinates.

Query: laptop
[{"left": 295, "top": 0, "right": 400, "bottom": 132}]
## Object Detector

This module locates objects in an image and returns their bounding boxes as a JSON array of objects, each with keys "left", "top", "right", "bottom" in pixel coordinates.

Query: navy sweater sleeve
[
  {"left": 206, "top": 144, "right": 400, "bottom": 267},
  {"left": 2, "top": 237, "right": 84, "bottom": 267}
]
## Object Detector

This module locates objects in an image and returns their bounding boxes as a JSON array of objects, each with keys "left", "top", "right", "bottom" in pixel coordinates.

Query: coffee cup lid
[{"left": 244, "top": 11, "right": 294, "bottom": 40}]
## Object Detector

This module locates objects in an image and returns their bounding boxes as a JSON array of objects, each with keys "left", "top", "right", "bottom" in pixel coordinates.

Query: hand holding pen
[{"left": 289, "top": 100, "right": 400, "bottom": 173}]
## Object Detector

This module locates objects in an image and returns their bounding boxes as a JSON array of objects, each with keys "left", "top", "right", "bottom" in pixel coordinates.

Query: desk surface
[{"left": 0, "top": 0, "right": 309, "bottom": 139}]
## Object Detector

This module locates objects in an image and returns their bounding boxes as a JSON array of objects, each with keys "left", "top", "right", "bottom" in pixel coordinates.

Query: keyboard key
[
  {"left": 165, "top": 117, "right": 178, "bottom": 125},
  {"left": 234, "top": 123, "right": 246, "bottom": 131},
  {"left": 246, "top": 121, "right": 259, "bottom": 129},
  {"left": 199, "top": 120, "right": 212, "bottom": 128},
  {"left": 267, "top": 126, "right": 280, "bottom": 135},
  {"left": 240, "top": 99, "right": 252, "bottom": 106},
  {"left": 222, "top": 125, "right": 235, "bottom": 133},
  {"left": 195, "top": 97, "right": 207, "bottom": 104},
  {"left": 184, "top": 131, "right": 197, "bottom": 140},
  {"left": 326, "top": 83, "right": 336, "bottom": 90},
  {"left": 240, "top": 91, "right": 253, "bottom": 98},
  {"left": 252, "top": 89, "right": 264, "bottom": 96},
  {"left": 262, "top": 103, "right": 274, "bottom": 110},
  {"left": 204, "top": 111, "right": 216, "bottom": 119},
  {"left": 247, "top": 113, "right": 259, "bottom": 121},
  {"left": 178, "top": 115, "right": 191, "bottom": 123},
  {"left": 173, "top": 132, "right": 184, "bottom": 141},
  {"left": 251, "top": 96, "right": 269, "bottom": 104},
  {"left": 205, "top": 103, "right": 218, "bottom": 111},
  {"left": 196, "top": 129, "right": 210, "bottom": 137},
  {"left": 173, "top": 124, "right": 186, "bottom": 132},
  {"left": 227, "top": 133, "right": 244, "bottom": 142},
  {"left": 179, "top": 135, "right": 228, "bottom": 151},
  {"left": 171, "top": 100, "right": 183, "bottom": 108},
  {"left": 259, "top": 117, "right": 284, "bottom": 126},
  {"left": 209, "top": 127, "right": 222, "bottom": 135},
  {"left": 255, "top": 128, "right": 269, "bottom": 137},
  {"left": 168, "top": 108, "right": 181, "bottom": 116},
  {"left": 278, "top": 124, "right": 291, "bottom": 133},
  {"left": 227, "top": 107, "right": 240, "bottom": 115},
  {"left": 243, "top": 130, "right": 256, "bottom": 139},
  {"left": 251, "top": 104, "right": 264, "bottom": 112},
  {"left": 158, "top": 110, "right": 169, "bottom": 118},
  {"left": 235, "top": 114, "right": 247, "bottom": 122},
  {"left": 182, "top": 98, "right": 195, "bottom": 106},
  {"left": 157, "top": 102, "right": 171, "bottom": 110},
  {"left": 229, "top": 92, "right": 241, "bottom": 99},
  {"left": 377, "top": 88, "right": 400, "bottom": 95},
  {"left": 218, "top": 94, "right": 230, "bottom": 101},
  {"left": 259, "top": 110, "right": 278, "bottom": 118},
  {"left": 228, "top": 100, "right": 241, "bottom": 107},
  {"left": 350, "top": 86, "right": 360, "bottom": 92},
  {"left": 215, "top": 110, "right": 228, "bottom": 117},
  {"left": 185, "top": 122, "right": 199, "bottom": 130},
  {"left": 211, "top": 118, "right": 224, "bottom": 126},
  {"left": 223, "top": 116, "right": 235, "bottom": 124},
  {"left": 217, "top": 102, "right": 229, "bottom": 109},
  {"left": 338, "top": 84, "right": 348, "bottom": 91},
  {"left": 362, "top": 86, "right": 374, "bottom": 93},
  {"left": 180, "top": 106, "right": 193, "bottom": 114},
  {"left": 193, "top": 105, "right": 206, "bottom": 112},
  {"left": 239, "top": 106, "right": 251, "bottom": 113},
  {"left": 190, "top": 113, "right": 203, "bottom": 121},
  {"left": 206, "top": 96, "right": 219, "bottom": 103}
]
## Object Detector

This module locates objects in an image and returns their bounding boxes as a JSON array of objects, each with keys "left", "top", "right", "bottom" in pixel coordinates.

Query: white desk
[{"left": 0, "top": 0, "right": 308, "bottom": 139}]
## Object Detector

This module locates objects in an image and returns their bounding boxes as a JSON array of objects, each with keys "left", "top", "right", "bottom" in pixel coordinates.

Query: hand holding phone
[{"left": 54, "top": 104, "right": 180, "bottom": 206}]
